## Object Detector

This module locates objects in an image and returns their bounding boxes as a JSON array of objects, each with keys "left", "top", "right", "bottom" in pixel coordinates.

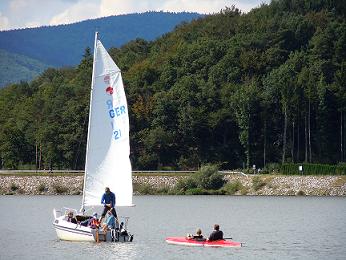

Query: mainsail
[{"left": 82, "top": 32, "right": 133, "bottom": 209}]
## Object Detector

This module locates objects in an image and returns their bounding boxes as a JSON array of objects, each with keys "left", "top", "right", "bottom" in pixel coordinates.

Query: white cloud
[
  {"left": 161, "top": 0, "right": 230, "bottom": 14},
  {"left": 9, "top": 0, "right": 28, "bottom": 10},
  {"left": 49, "top": 1, "right": 100, "bottom": 25},
  {"left": 100, "top": 0, "right": 150, "bottom": 16},
  {"left": 3, "top": 0, "right": 75, "bottom": 30},
  {"left": 0, "top": 11, "right": 9, "bottom": 30}
]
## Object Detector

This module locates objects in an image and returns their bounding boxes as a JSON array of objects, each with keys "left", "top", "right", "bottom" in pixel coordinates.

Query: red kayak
[{"left": 165, "top": 237, "right": 242, "bottom": 248}]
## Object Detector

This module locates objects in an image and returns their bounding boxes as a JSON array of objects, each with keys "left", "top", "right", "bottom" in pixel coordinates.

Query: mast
[{"left": 81, "top": 31, "right": 98, "bottom": 213}]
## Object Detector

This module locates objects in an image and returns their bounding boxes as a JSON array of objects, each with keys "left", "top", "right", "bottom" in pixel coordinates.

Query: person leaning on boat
[
  {"left": 67, "top": 211, "right": 78, "bottom": 224},
  {"left": 208, "top": 224, "right": 224, "bottom": 241},
  {"left": 100, "top": 187, "right": 117, "bottom": 223},
  {"left": 80, "top": 212, "right": 99, "bottom": 228}
]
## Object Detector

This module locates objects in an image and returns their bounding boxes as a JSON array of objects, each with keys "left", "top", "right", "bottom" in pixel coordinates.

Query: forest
[{"left": 0, "top": 0, "right": 345, "bottom": 171}]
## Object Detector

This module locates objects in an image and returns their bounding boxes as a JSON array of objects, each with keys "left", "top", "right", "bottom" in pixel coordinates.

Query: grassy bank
[
  {"left": 1, "top": 166, "right": 346, "bottom": 196},
  {"left": 133, "top": 174, "right": 346, "bottom": 196}
]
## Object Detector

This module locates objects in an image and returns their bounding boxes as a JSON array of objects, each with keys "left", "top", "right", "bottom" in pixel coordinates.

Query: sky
[{"left": 0, "top": 0, "right": 269, "bottom": 31}]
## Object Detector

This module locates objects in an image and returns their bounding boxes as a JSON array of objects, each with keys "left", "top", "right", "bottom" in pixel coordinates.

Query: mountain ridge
[
  {"left": 0, "top": 49, "right": 51, "bottom": 87},
  {"left": 0, "top": 11, "right": 202, "bottom": 87}
]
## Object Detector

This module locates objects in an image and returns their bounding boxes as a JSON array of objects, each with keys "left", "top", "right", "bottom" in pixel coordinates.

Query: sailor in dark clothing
[
  {"left": 100, "top": 187, "right": 117, "bottom": 223},
  {"left": 208, "top": 224, "right": 224, "bottom": 241}
]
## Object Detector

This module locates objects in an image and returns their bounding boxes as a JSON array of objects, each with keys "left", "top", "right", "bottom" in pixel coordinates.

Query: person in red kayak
[
  {"left": 208, "top": 224, "right": 224, "bottom": 241},
  {"left": 187, "top": 228, "right": 204, "bottom": 240}
]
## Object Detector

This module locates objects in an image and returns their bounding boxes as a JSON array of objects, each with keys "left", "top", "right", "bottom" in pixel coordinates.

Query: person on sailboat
[
  {"left": 80, "top": 212, "right": 99, "bottom": 228},
  {"left": 100, "top": 187, "right": 117, "bottom": 223},
  {"left": 67, "top": 211, "right": 78, "bottom": 224},
  {"left": 89, "top": 213, "right": 100, "bottom": 229},
  {"left": 102, "top": 209, "right": 116, "bottom": 232}
]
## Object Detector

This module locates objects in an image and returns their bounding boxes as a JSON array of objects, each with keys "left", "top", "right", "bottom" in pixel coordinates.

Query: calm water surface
[{"left": 0, "top": 195, "right": 345, "bottom": 260}]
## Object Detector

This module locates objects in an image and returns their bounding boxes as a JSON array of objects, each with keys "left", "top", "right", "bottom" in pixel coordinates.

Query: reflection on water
[
  {"left": 77, "top": 241, "right": 138, "bottom": 259},
  {"left": 0, "top": 195, "right": 346, "bottom": 259}
]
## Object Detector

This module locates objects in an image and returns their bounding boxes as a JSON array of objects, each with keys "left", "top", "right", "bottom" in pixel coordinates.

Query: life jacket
[{"left": 90, "top": 218, "right": 99, "bottom": 228}]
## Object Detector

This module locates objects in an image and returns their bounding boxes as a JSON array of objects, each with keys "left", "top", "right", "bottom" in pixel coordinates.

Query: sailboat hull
[
  {"left": 53, "top": 215, "right": 95, "bottom": 242},
  {"left": 53, "top": 214, "right": 134, "bottom": 242}
]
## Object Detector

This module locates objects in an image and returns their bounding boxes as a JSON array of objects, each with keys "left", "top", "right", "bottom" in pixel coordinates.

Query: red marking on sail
[
  {"left": 106, "top": 86, "right": 113, "bottom": 95},
  {"left": 104, "top": 75, "right": 110, "bottom": 84}
]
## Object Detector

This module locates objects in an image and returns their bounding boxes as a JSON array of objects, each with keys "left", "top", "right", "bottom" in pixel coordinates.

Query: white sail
[{"left": 82, "top": 33, "right": 133, "bottom": 208}]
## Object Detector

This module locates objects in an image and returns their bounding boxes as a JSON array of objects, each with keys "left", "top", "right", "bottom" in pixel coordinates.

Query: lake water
[{"left": 0, "top": 195, "right": 345, "bottom": 260}]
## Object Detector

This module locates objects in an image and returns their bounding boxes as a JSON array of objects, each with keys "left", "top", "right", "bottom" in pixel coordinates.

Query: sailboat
[{"left": 53, "top": 32, "right": 134, "bottom": 242}]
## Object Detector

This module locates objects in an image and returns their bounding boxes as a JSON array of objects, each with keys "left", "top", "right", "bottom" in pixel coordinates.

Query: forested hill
[
  {"left": 0, "top": 0, "right": 345, "bottom": 171},
  {"left": 0, "top": 49, "right": 50, "bottom": 87},
  {"left": 0, "top": 11, "right": 201, "bottom": 87}
]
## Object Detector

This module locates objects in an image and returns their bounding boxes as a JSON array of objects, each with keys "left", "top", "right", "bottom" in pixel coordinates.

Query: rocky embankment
[{"left": 0, "top": 174, "right": 346, "bottom": 196}]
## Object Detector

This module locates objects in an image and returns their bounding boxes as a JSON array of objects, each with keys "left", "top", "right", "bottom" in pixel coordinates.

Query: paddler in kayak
[
  {"left": 186, "top": 228, "right": 205, "bottom": 241},
  {"left": 208, "top": 224, "right": 224, "bottom": 241}
]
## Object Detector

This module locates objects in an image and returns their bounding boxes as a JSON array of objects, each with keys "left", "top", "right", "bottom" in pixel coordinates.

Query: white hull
[
  {"left": 53, "top": 210, "right": 133, "bottom": 243},
  {"left": 53, "top": 215, "right": 95, "bottom": 242}
]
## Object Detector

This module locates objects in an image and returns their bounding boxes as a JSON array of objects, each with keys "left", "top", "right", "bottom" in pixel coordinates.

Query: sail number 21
[{"left": 113, "top": 129, "right": 121, "bottom": 140}]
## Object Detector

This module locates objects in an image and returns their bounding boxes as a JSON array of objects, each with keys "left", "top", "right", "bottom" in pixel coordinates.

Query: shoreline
[{"left": 1, "top": 174, "right": 345, "bottom": 196}]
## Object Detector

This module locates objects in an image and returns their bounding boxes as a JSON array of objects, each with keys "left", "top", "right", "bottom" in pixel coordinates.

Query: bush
[
  {"left": 240, "top": 186, "right": 249, "bottom": 195},
  {"left": 37, "top": 183, "right": 46, "bottom": 193},
  {"left": 195, "top": 165, "right": 225, "bottom": 190},
  {"left": 172, "top": 164, "right": 225, "bottom": 193},
  {"left": 252, "top": 176, "right": 266, "bottom": 191},
  {"left": 296, "top": 190, "right": 305, "bottom": 196},
  {"left": 156, "top": 186, "right": 170, "bottom": 194},
  {"left": 134, "top": 183, "right": 156, "bottom": 195},
  {"left": 10, "top": 183, "right": 18, "bottom": 191},
  {"left": 175, "top": 177, "right": 197, "bottom": 192},
  {"left": 223, "top": 181, "right": 243, "bottom": 195},
  {"left": 53, "top": 184, "right": 68, "bottom": 194}
]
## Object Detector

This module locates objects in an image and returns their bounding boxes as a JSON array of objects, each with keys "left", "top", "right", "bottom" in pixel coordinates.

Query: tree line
[{"left": 0, "top": 0, "right": 345, "bottom": 170}]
